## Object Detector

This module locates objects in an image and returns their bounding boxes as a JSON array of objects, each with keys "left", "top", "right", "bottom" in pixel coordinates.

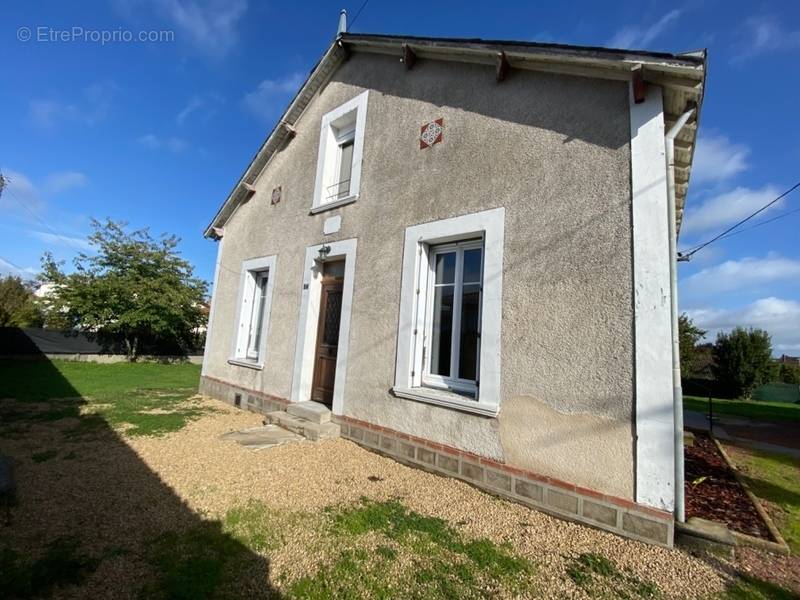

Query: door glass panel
[
  {"left": 462, "top": 248, "right": 482, "bottom": 284},
  {"left": 430, "top": 285, "right": 454, "bottom": 376},
  {"left": 322, "top": 290, "right": 342, "bottom": 346},
  {"left": 458, "top": 283, "right": 481, "bottom": 381},
  {"left": 434, "top": 252, "right": 456, "bottom": 285}
]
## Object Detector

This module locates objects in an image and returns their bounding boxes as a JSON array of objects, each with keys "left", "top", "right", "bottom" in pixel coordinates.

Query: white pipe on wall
[{"left": 665, "top": 108, "right": 695, "bottom": 523}]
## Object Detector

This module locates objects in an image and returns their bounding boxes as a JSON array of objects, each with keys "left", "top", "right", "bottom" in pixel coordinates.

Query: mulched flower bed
[{"left": 684, "top": 432, "right": 773, "bottom": 540}]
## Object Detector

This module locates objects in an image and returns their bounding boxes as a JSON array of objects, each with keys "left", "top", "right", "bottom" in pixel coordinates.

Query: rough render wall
[{"left": 205, "top": 52, "right": 635, "bottom": 498}]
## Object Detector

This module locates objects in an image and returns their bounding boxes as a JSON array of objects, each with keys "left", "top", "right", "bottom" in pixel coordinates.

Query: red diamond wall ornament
[{"left": 420, "top": 118, "right": 443, "bottom": 149}]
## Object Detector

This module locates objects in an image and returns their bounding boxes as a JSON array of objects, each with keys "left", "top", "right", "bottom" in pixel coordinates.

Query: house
[
  {"left": 779, "top": 354, "right": 800, "bottom": 367},
  {"left": 200, "top": 26, "right": 707, "bottom": 547}
]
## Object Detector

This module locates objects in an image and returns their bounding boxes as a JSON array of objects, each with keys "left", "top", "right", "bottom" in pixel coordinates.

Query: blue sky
[{"left": 2, "top": 1, "right": 799, "bottom": 353}]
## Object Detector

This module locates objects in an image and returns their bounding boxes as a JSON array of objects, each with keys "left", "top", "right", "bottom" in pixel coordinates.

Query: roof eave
[{"left": 204, "top": 34, "right": 705, "bottom": 239}]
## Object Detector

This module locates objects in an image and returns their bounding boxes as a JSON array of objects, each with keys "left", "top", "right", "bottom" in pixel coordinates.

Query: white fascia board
[
  {"left": 201, "top": 236, "right": 225, "bottom": 377},
  {"left": 630, "top": 83, "right": 675, "bottom": 512}
]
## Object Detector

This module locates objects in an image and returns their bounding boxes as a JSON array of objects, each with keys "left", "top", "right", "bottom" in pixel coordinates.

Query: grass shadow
[{"left": 0, "top": 358, "right": 281, "bottom": 599}]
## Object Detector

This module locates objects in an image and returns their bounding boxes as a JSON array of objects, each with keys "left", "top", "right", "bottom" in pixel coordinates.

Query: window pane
[
  {"left": 458, "top": 283, "right": 481, "bottom": 381},
  {"left": 430, "top": 285, "right": 454, "bottom": 376},
  {"left": 434, "top": 252, "right": 456, "bottom": 285},
  {"left": 463, "top": 248, "right": 482, "bottom": 284},
  {"left": 247, "top": 274, "right": 268, "bottom": 356},
  {"left": 337, "top": 140, "right": 354, "bottom": 198}
]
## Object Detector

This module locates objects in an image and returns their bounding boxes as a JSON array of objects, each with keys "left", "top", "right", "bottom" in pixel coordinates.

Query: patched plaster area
[
  {"left": 347, "top": 396, "right": 505, "bottom": 462},
  {"left": 499, "top": 395, "right": 633, "bottom": 498}
]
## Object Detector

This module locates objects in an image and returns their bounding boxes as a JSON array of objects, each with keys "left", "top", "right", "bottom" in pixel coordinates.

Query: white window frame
[
  {"left": 229, "top": 255, "right": 277, "bottom": 369},
  {"left": 421, "top": 240, "right": 484, "bottom": 396},
  {"left": 393, "top": 207, "right": 505, "bottom": 417},
  {"left": 311, "top": 90, "right": 369, "bottom": 214}
]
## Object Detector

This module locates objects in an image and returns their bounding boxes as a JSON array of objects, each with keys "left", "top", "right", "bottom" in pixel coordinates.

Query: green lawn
[
  {"left": 725, "top": 445, "right": 800, "bottom": 554},
  {"left": 684, "top": 395, "right": 800, "bottom": 423},
  {"left": 0, "top": 359, "right": 206, "bottom": 437},
  {"left": 0, "top": 359, "right": 201, "bottom": 401},
  {"left": 1, "top": 359, "right": 796, "bottom": 598}
]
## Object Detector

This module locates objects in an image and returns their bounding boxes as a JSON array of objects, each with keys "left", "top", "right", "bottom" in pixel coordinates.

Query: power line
[
  {"left": 2, "top": 175, "right": 90, "bottom": 255},
  {"left": 0, "top": 254, "right": 34, "bottom": 278},
  {"left": 682, "top": 204, "right": 800, "bottom": 254},
  {"left": 678, "top": 180, "right": 800, "bottom": 261},
  {"left": 348, "top": 0, "right": 371, "bottom": 31}
]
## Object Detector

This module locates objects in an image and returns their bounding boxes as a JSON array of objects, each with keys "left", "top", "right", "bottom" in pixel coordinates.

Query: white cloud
[
  {"left": 692, "top": 133, "right": 749, "bottom": 185},
  {"left": 1, "top": 168, "right": 47, "bottom": 215},
  {"left": 138, "top": 133, "right": 188, "bottom": 153},
  {"left": 687, "top": 297, "right": 800, "bottom": 353},
  {"left": 607, "top": 10, "right": 682, "bottom": 49},
  {"left": 681, "top": 185, "right": 782, "bottom": 236},
  {"left": 43, "top": 171, "right": 89, "bottom": 195},
  {"left": 176, "top": 92, "right": 223, "bottom": 125},
  {"left": 1, "top": 168, "right": 88, "bottom": 214},
  {"left": 116, "top": 0, "right": 247, "bottom": 57},
  {"left": 682, "top": 254, "right": 800, "bottom": 296},
  {"left": 27, "top": 230, "right": 93, "bottom": 251},
  {"left": 0, "top": 258, "right": 38, "bottom": 280},
  {"left": 243, "top": 73, "right": 304, "bottom": 121},
  {"left": 733, "top": 15, "right": 800, "bottom": 62},
  {"left": 29, "top": 81, "right": 118, "bottom": 129}
]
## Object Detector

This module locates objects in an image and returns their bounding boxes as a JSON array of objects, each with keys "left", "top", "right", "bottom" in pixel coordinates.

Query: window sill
[
  {"left": 227, "top": 358, "right": 263, "bottom": 370},
  {"left": 391, "top": 386, "right": 499, "bottom": 417},
  {"left": 310, "top": 194, "right": 357, "bottom": 215}
]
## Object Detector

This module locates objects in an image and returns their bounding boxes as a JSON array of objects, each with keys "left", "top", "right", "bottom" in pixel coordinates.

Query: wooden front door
[{"left": 311, "top": 279, "right": 343, "bottom": 407}]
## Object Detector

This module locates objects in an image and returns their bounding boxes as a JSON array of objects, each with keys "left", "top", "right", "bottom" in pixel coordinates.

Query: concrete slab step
[
  {"left": 220, "top": 425, "right": 304, "bottom": 450},
  {"left": 265, "top": 411, "right": 340, "bottom": 441},
  {"left": 286, "top": 401, "right": 331, "bottom": 424}
]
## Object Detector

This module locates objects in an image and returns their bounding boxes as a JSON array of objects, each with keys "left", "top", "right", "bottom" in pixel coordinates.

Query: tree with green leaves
[
  {"left": 41, "top": 219, "right": 208, "bottom": 359},
  {"left": 0, "top": 276, "right": 43, "bottom": 327},
  {"left": 711, "top": 327, "right": 774, "bottom": 399},
  {"left": 779, "top": 362, "right": 800, "bottom": 385},
  {"left": 678, "top": 313, "right": 706, "bottom": 377}
]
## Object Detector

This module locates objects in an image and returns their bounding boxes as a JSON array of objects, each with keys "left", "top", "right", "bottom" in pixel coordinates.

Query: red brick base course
[{"left": 200, "top": 375, "right": 674, "bottom": 546}]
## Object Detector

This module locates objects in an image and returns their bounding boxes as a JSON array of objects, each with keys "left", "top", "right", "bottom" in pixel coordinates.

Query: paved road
[{"left": 685, "top": 409, "right": 800, "bottom": 459}]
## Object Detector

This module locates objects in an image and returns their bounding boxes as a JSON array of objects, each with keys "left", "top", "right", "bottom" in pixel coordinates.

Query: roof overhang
[{"left": 204, "top": 33, "right": 706, "bottom": 239}]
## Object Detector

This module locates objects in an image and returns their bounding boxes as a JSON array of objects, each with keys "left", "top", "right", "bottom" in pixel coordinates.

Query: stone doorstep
[
  {"left": 286, "top": 401, "right": 332, "bottom": 424},
  {"left": 265, "top": 411, "right": 340, "bottom": 442},
  {"left": 219, "top": 425, "right": 305, "bottom": 450}
]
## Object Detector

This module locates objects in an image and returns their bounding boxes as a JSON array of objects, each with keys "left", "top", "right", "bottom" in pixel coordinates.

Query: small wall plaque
[
  {"left": 420, "top": 118, "right": 444, "bottom": 149},
  {"left": 271, "top": 186, "right": 281, "bottom": 205}
]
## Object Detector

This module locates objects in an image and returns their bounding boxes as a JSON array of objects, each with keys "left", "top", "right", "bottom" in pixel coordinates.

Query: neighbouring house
[
  {"left": 200, "top": 26, "right": 707, "bottom": 547},
  {"left": 779, "top": 354, "right": 800, "bottom": 367}
]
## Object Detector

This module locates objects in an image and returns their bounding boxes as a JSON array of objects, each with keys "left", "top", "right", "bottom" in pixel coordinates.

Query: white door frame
[{"left": 290, "top": 238, "right": 357, "bottom": 415}]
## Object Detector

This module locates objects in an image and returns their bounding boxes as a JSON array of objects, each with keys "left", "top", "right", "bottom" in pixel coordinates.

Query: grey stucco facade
[{"left": 203, "top": 50, "right": 638, "bottom": 499}]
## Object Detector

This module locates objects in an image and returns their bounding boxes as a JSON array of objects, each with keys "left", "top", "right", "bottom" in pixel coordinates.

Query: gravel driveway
[{"left": 3, "top": 396, "right": 732, "bottom": 598}]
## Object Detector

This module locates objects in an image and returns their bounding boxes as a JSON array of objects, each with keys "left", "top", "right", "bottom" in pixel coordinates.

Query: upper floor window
[{"left": 311, "top": 91, "right": 369, "bottom": 213}]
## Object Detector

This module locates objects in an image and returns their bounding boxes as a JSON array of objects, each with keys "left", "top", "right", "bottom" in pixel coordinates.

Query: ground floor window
[
  {"left": 245, "top": 271, "right": 269, "bottom": 359},
  {"left": 423, "top": 241, "right": 483, "bottom": 395},
  {"left": 230, "top": 255, "right": 276, "bottom": 367},
  {"left": 393, "top": 208, "right": 504, "bottom": 416}
]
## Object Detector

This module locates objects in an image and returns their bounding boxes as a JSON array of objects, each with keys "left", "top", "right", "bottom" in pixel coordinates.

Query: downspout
[{"left": 665, "top": 108, "right": 694, "bottom": 523}]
